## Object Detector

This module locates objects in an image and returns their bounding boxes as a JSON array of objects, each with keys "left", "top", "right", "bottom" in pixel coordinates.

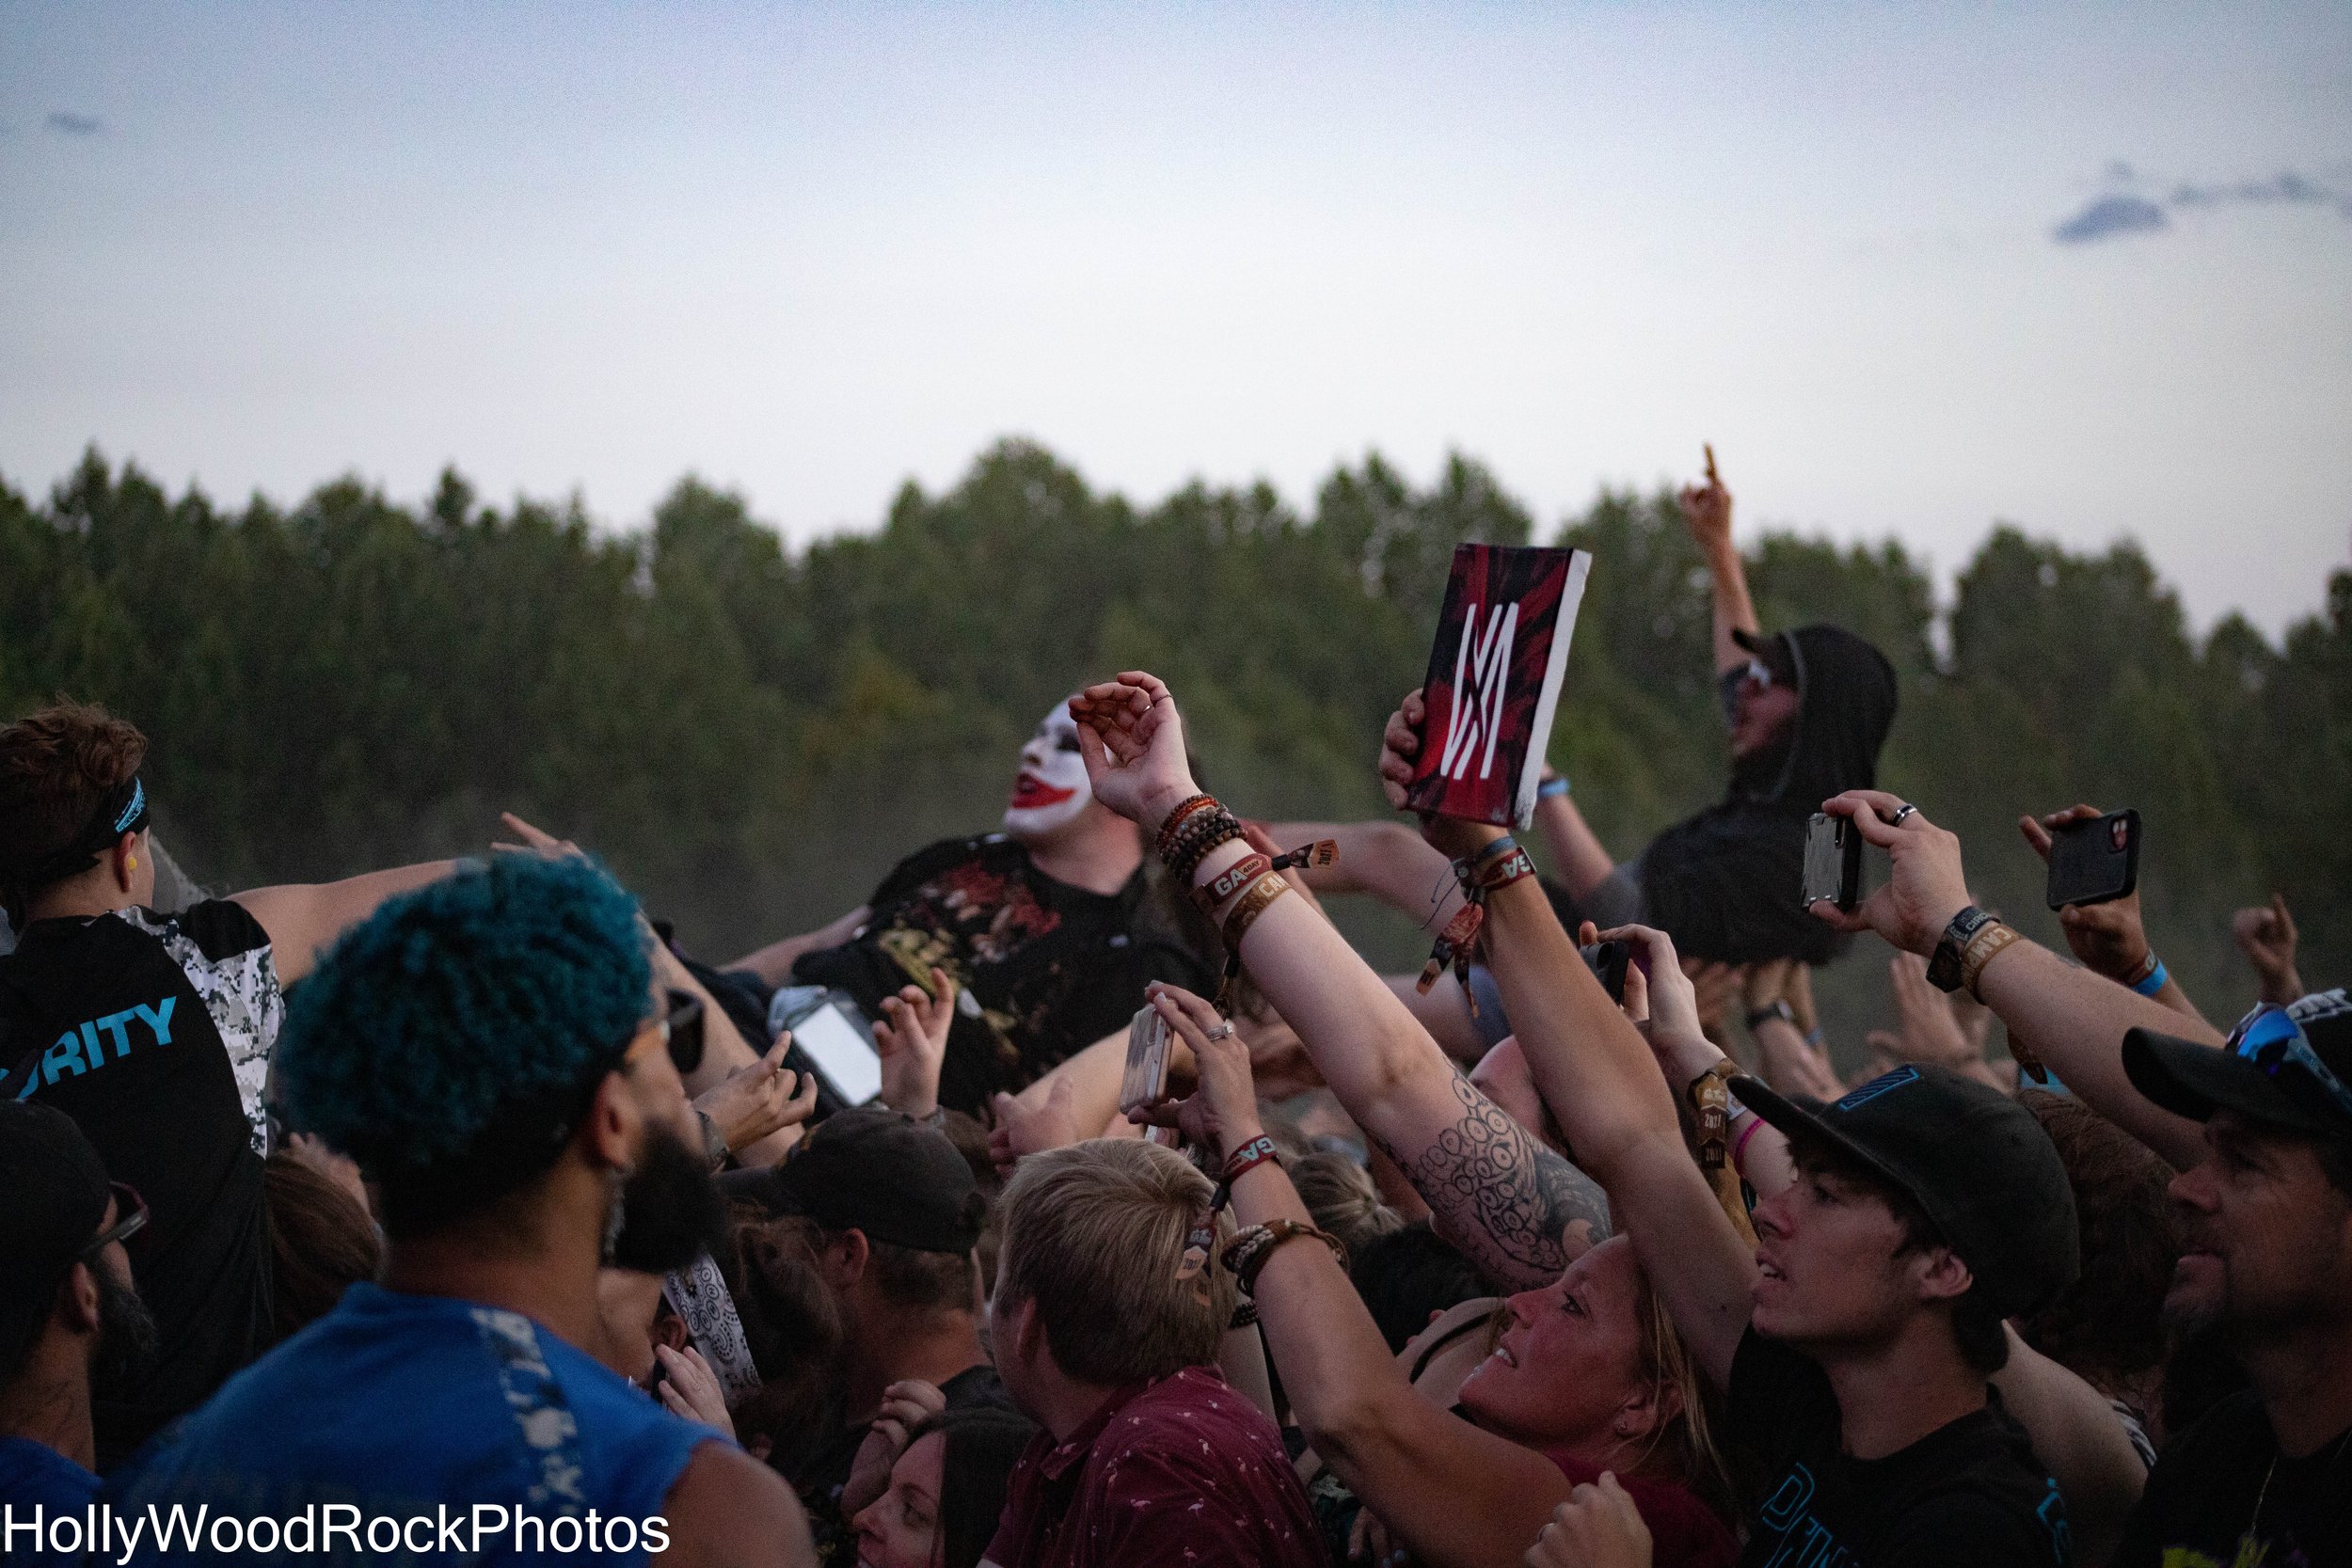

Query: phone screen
[{"left": 791, "top": 1003, "right": 883, "bottom": 1105}]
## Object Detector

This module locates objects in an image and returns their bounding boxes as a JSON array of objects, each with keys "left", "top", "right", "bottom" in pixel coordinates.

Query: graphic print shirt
[
  {"left": 0, "top": 901, "right": 282, "bottom": 1465},
  {"left": 1726, "top": 1328, "right": 2071, "bottom": 1568}
]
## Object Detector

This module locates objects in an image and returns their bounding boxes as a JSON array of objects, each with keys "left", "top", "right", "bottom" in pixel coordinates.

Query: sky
[{"left": 4, "top": 2, "right": 2348, "bottom": 639}]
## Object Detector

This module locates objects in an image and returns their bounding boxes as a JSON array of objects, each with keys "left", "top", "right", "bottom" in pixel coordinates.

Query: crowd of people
[{"left": 1, "top": 466, "right": 2344, "bottom": 1567}]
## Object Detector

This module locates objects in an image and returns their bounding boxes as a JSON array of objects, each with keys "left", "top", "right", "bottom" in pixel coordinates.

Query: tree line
[{"left": 3, "top": 442, "right": 2344, "bottom": 1060}]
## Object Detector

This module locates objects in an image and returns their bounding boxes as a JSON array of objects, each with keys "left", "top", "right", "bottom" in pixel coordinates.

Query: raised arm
[
  {"left": 1678, "top": 450, "right": 1758, "bottom": 678},
  {"left": 725, "top": 904, "right": 871, "bottom": 988},
  {"left": 1072, "top": 675, "right": 1608, "bottom": 1292},
  {"left": 1817, "top": 790, "right": 2223, "bottom": 1171},
  {"left": 233, "top": 860, "right": 457, "bottom": 987},
  {"left": 1375, "top": 697, "right": 1759, "bottom": 1389},
  {"left": 1261, "top": 818, "right": 1464, "bottom": 929},
  {"left": 2020, "top": 805, "right": 2208, "bottom": 1030},
  {"left": 1138, "top": 984, "right": 1575, "bottom": 1568}
]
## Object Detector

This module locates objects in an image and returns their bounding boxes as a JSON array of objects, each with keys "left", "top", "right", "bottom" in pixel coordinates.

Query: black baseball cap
[
  {"left": 1731, "top": 626, "right": 1800, "bottom": 689},
  {"left": 0, "top": 1101, "right": 113, "bottom": 1360},
  {"left": 2124, "top": 989, "right": 2352, "bottom": 1141},
  {"left": 721, "top": 1107, "right": 983, "bottom": 1256},
  {"left": 1733, "top": 1064, "right": 2081, "bottom": 1317}
]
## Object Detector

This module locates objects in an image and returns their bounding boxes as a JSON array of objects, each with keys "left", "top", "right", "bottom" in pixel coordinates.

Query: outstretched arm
[
  {"left": 2020, "top": 806, "right": 2207, "bottom": 1029},
  {"left": 1072, "top": 676, "right": 1609, "bottom": 1291},
  {"left": 725, "top": 904, "right": 871, "bottom": 988},
  {"left": 1138, "top": 986, "right": 1576, "bottom": 1568},
  {"left": 234, "top": 861, "right": 458, "bottom": 987},
  {"left": 1817, "top": 790, "right": 2222, "bottom": 1171},
  {"left": 1375, "top": 697, "right": 1758, "bottom": 1389},
  {"left": 1262, "top": 818, "right": 1464, "bottom": 929},
  {"left": 1678, "top": 451, "right": 1758, "bottom": 678}
]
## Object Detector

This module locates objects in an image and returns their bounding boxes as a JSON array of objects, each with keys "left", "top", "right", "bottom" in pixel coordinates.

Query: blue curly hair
[{"left": 277, "top": 853, "right": 653, "bottom": 1204}]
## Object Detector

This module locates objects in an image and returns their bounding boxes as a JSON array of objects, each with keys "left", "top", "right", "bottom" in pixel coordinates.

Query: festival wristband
[
  {"left": 2131, "top": 959, "right": 2169, "bottom": 997},
  {"left": 1200, "top": 852, "right": 1272, "bottom": 910},
  {"left": 1221, "top": 1134, "right": 1280, "bottom": 1184},
  {"left": 1220, "top": 874, "right": 1291, "bottom": 953},
  {"left": 1234, "top": 1220, "right": 1348, "bottom": 1295},
  {"left": 1960, "top": 920, "right": 2023, "bottom": 1000},
  {"left": 1731, "top": 1115, "right": 1768, "bottom": 1178},
  {"left": 1537, "top": 776, "right": 1571, "bottom": 800}
]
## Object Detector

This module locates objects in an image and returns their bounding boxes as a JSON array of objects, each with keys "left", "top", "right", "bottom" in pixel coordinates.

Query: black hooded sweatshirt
[{"left": 1636, "top": 624, "right": 1899, "bottom": 964}]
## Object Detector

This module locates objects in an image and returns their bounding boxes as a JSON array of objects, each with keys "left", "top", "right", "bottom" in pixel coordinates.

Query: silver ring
[
  {"left": 1203, "top": 1022, "right": 1234, "bottom": 1041},
  {"left": 1890, "top": 803, "right": 1917, "bottom": 825}
]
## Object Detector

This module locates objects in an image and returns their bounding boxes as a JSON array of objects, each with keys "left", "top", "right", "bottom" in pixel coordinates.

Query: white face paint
[{"left": 1002, "top": 701, "right": 1093, "bottom": 842}]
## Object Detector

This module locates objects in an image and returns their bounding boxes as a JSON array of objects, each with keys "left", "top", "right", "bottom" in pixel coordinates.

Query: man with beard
[
  {"left": 1, "top": 1102, "right": 157, "bottom": 1560},
  {"left": 2106, "top": 990, "right": 2352, "bottom": 1566},
  {"left": 731, "top": 701, "right": 1213, "bottom": 1115},
  {"left": 103, "top": 853, "right": 814, "bottom": 1566}
]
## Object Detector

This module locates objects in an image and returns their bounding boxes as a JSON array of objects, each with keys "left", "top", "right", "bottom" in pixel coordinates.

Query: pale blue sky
[{"left": 4, "top": 2, "right": 2347, "bottom": 635}]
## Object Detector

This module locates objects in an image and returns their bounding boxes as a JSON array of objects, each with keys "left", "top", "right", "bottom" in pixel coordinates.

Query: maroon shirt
[{"left": 983, "top": 1367, "right": 1321, "bottom": 1568}]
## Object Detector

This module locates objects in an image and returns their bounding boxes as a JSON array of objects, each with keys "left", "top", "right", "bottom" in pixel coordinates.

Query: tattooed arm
[{"left": 1369, "top": 1069, "right": 1611, "bottom": 1290}]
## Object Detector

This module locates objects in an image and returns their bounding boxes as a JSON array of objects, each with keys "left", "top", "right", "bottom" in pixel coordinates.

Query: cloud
[
  {"left": 44, "top": 111, "right": 102, "bottom": 135},
  {"left": 2052, "top": 165, "right": 2352, "bottom": 243},
  {"left": 2052, "top": 194, "right": 2169, "bottom": 245}
]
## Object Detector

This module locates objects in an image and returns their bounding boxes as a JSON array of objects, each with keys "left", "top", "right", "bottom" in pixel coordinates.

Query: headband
[
  {"left": 662, "top": 1251, "right": 764, "bottom": 1410},
  {"left": 2, "top": 775, "right": 150, "bottom": 890}
]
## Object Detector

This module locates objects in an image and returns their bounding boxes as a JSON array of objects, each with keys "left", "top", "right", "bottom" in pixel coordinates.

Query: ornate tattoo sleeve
[{"left": 1373, "top": 1070, "right": 1612, "bottom": 1292}]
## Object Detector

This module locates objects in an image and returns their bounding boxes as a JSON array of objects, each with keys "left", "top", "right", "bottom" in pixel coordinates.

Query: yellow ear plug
[{"left": 126, "top": 855, "right": 137, "bottom": 871}]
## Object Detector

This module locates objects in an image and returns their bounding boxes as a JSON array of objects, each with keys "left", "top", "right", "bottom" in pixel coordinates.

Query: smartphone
[
  {"left": 1801, "top": 813, "right": 1862, "bottom": 912},
  {"left": 2045, "top": 809, "right": 2140, "bottom": 910},
  {"left": 783, "top": 1000, "right": 883, "bottom": 1107},
  {"left": 1119, "top": 1004, "right": 1174, "bottom": 1116},
  {"left": 1580, "top": 940, "right": 1629, "bottom": 1004}
]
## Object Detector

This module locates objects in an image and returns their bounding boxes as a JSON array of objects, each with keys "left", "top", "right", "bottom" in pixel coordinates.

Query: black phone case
[
  {"left": 2045, "top": 809, "right": 2140, "bottom": 910},
  {"left": 1581, "top": 941, "right": 1629, "bottom": 1004},
  {"left": 1802, "top": 813, "right": 1862, "bottom": 911}
]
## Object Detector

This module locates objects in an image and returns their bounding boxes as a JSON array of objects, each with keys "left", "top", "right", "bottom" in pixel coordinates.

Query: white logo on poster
[{"left": 1440, "top": 601, "right": 1518, "bottom": 782}]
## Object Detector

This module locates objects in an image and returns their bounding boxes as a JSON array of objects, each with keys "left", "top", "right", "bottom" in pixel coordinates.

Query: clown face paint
[{"left": 1003, "top": 701, "right": 1093, "bottom": 841}]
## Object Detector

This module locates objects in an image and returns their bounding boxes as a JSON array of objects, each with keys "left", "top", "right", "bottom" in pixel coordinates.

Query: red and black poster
[{"left": 1406, "top": 543, "right": 1592, "bottom": 828}]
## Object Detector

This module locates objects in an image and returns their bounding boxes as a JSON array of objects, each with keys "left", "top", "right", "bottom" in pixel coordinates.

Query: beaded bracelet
[{"left": 1153, "top": 794, "right": 1217, "bottom": 859}]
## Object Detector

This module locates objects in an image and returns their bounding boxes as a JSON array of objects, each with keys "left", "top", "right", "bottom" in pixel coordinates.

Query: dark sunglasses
[{"left": 78, "top": 1181, "right": 149, "bottom": 1264}]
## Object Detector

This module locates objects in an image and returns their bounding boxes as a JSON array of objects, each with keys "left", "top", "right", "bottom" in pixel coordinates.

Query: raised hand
[
  {"left": 693, "top": 1040, "right": 818, "bottom": 1158},
  {"left": 1133, "top": 982, "right": 1264, "bottom": 1161},
  {"left": 654, "top": 1344, "right": 737, "bottom": 1439},
  {"left": 1867, "top": 952, "right": 1979, "bottom": 1070},
  {"left": 839, "top": 1379, "right": 949, "bottom": 1519},
  {"left": 2233, "top": 893, "right": 2304, "bottom": 1005},
  {"left": 1676, "top": 452, "right": 1734, "bottom": 558},
  {"left": 1524, "top": 1473, "right": 1652, "bottom": 1568},
  {"left": 1069, "top": 673, "right": 1199, "bottom": 833},
  {"left": 874, "top": 967, "right": 957, "bottom": 1118},
  {"left": 2020, "top": 805, "right": 2153, "bottom": 982},
  {"left": 492, "top": 810, "right": 585, "bottom": 862},
  {"left": 1811, "top": 791, "right": 1972, "bottom": 957},
  {"left": 988, "top": 1078, "right": 1083, "bottom": 1177},
  {"left": 1376, "top": 687, "right": 1503, "bottom": 860}
]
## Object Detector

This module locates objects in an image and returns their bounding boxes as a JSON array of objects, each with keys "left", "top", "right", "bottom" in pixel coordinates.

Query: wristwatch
[
  {"left": 1927, "top": 906, "right": 1997, "bottom": 993},
  {"left": 1744, "top": 1000, "right": 1796, "bottom": 1033}
]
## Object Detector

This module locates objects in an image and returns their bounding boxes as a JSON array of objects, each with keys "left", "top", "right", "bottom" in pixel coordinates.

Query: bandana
[
  {"left": 2, "top": 775, "right": 150, "bottom": 889},
  {"left": 662, "top": 1250, "right": 764, "bottom": 1410}
]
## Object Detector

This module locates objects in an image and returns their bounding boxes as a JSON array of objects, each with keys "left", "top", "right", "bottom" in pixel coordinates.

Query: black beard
[
  {"left": 90, "top": 1260, "right": 159, "bottom": 1401},
  {"left": 608, "top": 1121, "right": 728, "bottom": 1275}
]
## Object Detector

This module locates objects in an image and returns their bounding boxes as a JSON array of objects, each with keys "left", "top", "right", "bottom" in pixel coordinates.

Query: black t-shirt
[
  {"left": 1725, "top": 1328, "right": 2071, "bottom": 1567},
  {"left": 0, "top": 903, "right": 281, "bottom": 1468},
  {"left": 793, "top": 835, "right": 1213, "bottom": 1115},
  {"left": 2112, "top": 1390, "right": 2349, "bottom": 1567},
  {"left": 792, "top": 1362, "right": 1015, "bottom": 1565}
]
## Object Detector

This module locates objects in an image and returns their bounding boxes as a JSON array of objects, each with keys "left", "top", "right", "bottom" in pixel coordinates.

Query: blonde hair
[
  {"left": 994, "top": 1139, "right": 1236, "bottom": 1386},
  {"left": 1288, "top": 1150, "right": 1404, "bottom": 1259},
  {"left": 1626, "top": 1271, "right": 1735, "bottom": 1522}
]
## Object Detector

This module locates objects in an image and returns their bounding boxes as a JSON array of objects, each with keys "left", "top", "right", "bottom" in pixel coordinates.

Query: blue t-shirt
[
  {"left": 0, "top": 1433, "right": 102, "bottom": 1566},
  {"left": 103, "top": 1283, "right": 718, "bottom": 1564}
]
